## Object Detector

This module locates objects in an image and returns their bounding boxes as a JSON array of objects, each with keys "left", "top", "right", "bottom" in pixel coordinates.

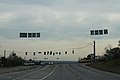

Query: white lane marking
[
  {"left": 12, "top": 66, "right": 49, "bottom": 80},
  {"left": 40, "top": 65, "right": 57, "bottom": 80},
  {"left": 8, "top": 77, "right": 12, "bottom": 78}
]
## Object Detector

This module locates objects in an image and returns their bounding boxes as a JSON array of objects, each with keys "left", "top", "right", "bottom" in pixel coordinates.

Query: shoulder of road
[
  {"left": 0, "top": 65, "right": 39, "bottom": 74},
  {"left": 86, "top": 59, "right": 120, "bottom": 74}
]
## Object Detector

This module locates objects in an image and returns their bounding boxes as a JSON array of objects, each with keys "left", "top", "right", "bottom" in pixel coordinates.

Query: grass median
[{"left": 86, "top": 59, "right": 120, "bottom": 74}]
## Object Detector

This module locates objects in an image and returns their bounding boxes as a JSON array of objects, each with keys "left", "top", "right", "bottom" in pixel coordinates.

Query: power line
[{"left": 73, "top": 43, "right": 92, "bottom": 50}]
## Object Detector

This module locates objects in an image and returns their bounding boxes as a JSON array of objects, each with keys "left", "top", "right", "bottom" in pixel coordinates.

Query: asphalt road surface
[{"left": 0, "top": 63, "right": 120, "bottom": 80}]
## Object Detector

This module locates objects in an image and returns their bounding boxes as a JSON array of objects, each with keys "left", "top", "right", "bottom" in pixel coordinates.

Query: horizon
[{"left": 0, "top": 0, "right": 120, "bottom": 61}]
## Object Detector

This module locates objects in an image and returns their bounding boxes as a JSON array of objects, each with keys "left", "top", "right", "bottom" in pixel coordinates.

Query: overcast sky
[
  {"left": 0, "top": 0, "right": 120, "bottom": 40},
  {"left": 0, "top": 0, "right": 120, "bottom": 61}
]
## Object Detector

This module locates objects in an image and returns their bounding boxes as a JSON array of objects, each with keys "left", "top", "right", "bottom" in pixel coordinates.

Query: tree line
[
  {"left": 85, "top": 40, "right": 120, "bottom": 62},
  {"left": 0, "top": 51, "right": 24, "bottom": 67}
]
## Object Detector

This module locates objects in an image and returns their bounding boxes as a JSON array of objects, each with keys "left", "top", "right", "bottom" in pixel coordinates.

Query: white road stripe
[
  {"left": 40, "top": 65, "right": 57, "bottom": 80},
  {"left": 12, "top": 66, "right": 49, "bottom": 80},
  {"left": 8, "top": 77, "right": 12, "bottom": 78}
]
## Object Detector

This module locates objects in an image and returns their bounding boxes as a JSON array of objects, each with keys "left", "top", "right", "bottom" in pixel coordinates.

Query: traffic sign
[
  {"left": 90, "top": 29, "right": 108, "bottom": 35},
  {"left": 19, "top": 32, "right": 40, "bottom": 38}
]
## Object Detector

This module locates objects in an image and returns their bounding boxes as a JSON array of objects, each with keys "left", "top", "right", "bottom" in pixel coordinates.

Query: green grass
[{"left": 86, "top": 59, "right": 120, "bottom": 74}]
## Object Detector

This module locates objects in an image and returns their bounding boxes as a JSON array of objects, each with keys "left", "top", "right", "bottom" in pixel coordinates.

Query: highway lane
[
  {"left": 0, "top": 65, "right": 56, "bottom": 80},
  {"left": 0, "top": 63, "right": 120, "bottom": 80},
  {"left": 45, "top": 64, "right": 80, "bottom": 80},
  {"left": 45, "top": 64, "right": 120, "bottom": 80},
  {"left": 67, "top": 64, "right": 120, "bottom": 80}
]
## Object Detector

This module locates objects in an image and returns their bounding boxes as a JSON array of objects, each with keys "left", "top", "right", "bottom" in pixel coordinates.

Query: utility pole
[
  {"left": 4, "top": 50, "right": 6, "bottom": 58},
  {"left": 93, "top": 41, "right": 96, "bottom": 62}
]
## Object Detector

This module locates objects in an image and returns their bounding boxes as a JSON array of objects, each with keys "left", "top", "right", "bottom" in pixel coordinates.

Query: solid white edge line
[
  {"left": 40, "top": 65, "right": 57, "bottom": 80},
  {"left": 12, "top": 66, "right": 49, "bottom": 80}
]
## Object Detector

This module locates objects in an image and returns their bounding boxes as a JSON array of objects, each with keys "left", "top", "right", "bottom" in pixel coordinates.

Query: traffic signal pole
[
  {"left": 4, "top": 50, "right": 6, "bottom": 58},
  {"left": 93, "top": 40, "right": 96, "bottom": 62}
]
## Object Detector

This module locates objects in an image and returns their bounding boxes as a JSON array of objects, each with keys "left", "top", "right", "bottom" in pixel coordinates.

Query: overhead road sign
[
  {"left": 20, "top": 33, "right": 27, "bottom": 38},
  {"left": 19, "top": 32, "right": 40, "bottom": 38},
  {"left": 90, "top": 29, "right": 108, "bottom": 35}
]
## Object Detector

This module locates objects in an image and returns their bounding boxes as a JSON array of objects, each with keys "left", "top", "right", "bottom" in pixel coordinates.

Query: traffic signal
[
  {"left": 44, "top": 52, "right": 46, "bottom": 55},
  {"left": 47, "top": 51, "right": 49, "bottom": 55},
  {"left": 53, "top": 53, "right": 55, "bottom": 56},
  {"left": 38, "top": 52, "right": 41, "bottom": 54},
  {"left": 56, "top": 52, "right": 58, "bottom": 54},
  {"left": 33, "top": 52, "right": 35, "bottom": 56},
  {"left": 50, "top": 51, "right": 52, "bottom": 55},
  {"left": 25, "top": 52, "right": 27, "bottom": 55},
  {"left": 72, "top": 50, "right": 74, "bottom": 54},
  {"left": 59, "top": 52, "right": 61, "bottom": 55},
  {"left": 65, "top": 51, "right": 67, "bottom": 54}
]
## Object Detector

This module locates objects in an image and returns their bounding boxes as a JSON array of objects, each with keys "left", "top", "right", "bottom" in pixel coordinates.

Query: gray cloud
[
  {"left": 0, "top": 0, "right": 120, "bottom": 40},
  {"left": 0, "top": 0, "right": 120, "bottom": 61}
]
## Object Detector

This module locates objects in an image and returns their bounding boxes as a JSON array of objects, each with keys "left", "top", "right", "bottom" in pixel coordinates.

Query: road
[{"left": 0, "top": 63, "right": 120, "bottom": 80}]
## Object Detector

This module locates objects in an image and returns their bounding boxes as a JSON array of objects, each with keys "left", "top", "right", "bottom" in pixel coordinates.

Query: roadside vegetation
[
  {"left": 82, "top": 40, "right": 120, "bottom": 74},
  {"left": 0, "top": 52, "right": 42, "bottom": 74},
  {"left": 87, "top": 59, "right": 120, "bottom": 74},
  {"left": 0, "top": 52, "right": 24, "bottom": 67}
]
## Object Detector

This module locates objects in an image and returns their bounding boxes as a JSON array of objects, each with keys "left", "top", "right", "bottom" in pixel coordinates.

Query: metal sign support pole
[{"left": 93, "top": 40, "right": 96, "bottom": 62}]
